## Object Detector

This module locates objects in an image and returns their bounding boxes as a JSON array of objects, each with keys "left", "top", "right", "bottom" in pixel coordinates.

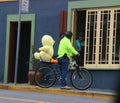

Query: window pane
[
  {"left": 99, "top": 10, "right": 110, "bottom": 64},
  {"left": 112, "top": 10, "right": 120, "bottom": 64},
  {"left": 85, "top": 11, "right": 97, "bottom": 64}
]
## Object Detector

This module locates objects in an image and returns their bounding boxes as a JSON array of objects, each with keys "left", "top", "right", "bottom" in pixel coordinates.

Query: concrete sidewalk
[{"left": 0, "top": 83, "right": 117, "bottom": 100}]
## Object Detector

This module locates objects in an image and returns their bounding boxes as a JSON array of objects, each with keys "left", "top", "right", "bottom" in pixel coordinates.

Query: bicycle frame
[{"left": 34, "top": 55, "right": 93, "bottom": 90}]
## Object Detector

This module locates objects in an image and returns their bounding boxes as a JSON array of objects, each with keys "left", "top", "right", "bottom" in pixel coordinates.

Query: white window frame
[{"left": 84, "top": 8, "right": 120, "bottom": 69}]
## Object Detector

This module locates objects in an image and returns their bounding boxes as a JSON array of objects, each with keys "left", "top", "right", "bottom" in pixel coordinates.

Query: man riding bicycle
[{"left": 57, "top": 31, "right": 79, "bottom": 89}]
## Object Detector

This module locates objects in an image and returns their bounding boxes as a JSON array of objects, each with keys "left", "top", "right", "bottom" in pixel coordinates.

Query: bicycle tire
[
  {"left": 71, "top": 68, "right": 93, "bottom": 90},
  {"left": 34, "top": 66, "right": 56, "bottom": 88}
]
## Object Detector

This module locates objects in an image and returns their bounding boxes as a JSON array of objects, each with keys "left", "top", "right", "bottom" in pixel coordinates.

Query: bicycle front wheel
[
  {"left": 34, "top": 66, "right": 56, "bottom": 88},
  {"left": 71, "top": 68, "right": 93, "bottom": 90}
]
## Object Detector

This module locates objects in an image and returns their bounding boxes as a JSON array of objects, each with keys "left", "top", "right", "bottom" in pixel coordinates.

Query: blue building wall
[
  {"left": 0, "top": 0, "right": 68, "bottom": 82},
  {"left": 29, "top": 0, "right": 68, "bottom": 52},
  {"left": 66, "top": 70, "right": 119, "bottom": 91},
  {"left": 0, "top": 0, "right": 119, "bottom": 91}
]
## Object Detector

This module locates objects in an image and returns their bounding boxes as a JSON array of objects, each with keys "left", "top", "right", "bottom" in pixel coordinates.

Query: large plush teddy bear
[{"left": 34, "top": 35, "right": 55, "bottom": 61}]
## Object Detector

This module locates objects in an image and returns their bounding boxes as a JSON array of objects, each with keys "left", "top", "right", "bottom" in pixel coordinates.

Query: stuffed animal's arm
[{"left": 39, "top": 46, "right": 50, "bottom": 52}]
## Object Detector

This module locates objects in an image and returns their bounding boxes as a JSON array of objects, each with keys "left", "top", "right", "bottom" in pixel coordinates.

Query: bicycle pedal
[{"left": 57, "top": 76, "right": 62, "bottom": 80}]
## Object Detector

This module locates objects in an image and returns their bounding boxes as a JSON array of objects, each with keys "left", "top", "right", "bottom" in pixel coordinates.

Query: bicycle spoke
[
  {"left": 71, "top": 68, "right": 93, "bottom": 90},
  {"left": 35, "top": 67, "right": 56, "bottom": 88}
]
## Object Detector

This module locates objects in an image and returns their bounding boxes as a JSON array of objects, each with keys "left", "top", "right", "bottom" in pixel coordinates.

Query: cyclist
[{"left": 57, "top": 31, "right": 79, "bottom": 89}]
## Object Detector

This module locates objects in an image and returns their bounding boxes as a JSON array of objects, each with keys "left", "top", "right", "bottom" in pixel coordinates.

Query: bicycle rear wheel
[
  {"left": 71, "top": 68, "right": 93, "bottom": 90},
  {"left": 34, "top": 66, "right": 56, "bottom": 88}
]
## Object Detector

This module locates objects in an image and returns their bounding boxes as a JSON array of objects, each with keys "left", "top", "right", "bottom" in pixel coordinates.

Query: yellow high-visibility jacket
[{"left": 57, "top": 36, "right": 78, "bottom": 59}]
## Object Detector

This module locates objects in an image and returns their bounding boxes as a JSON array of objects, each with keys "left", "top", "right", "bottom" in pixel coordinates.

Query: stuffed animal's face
[{"left": 41, "top": 35, "right": 55, "bottom": 46}]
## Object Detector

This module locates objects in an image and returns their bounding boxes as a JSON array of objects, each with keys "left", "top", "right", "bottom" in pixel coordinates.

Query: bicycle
[{"left": 34, "top": 55, "right": 93, "bottom": 90}]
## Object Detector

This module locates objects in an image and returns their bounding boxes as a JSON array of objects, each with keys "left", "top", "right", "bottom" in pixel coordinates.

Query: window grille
[{"left": 85, "top": 8, "right": 120, "bottom": 69}]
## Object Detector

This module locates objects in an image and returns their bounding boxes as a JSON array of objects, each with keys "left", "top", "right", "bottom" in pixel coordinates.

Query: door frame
[{"left": 4, "top": 14, "right": 35, "bottom": 83}]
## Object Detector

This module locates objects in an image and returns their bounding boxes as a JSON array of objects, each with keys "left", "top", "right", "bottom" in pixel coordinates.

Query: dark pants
[{"left": 58, "top": 56, "right": 69, "bottom": 86}]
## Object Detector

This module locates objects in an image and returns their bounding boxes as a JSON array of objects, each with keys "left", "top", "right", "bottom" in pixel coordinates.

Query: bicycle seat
[
  {"left": 39, "top": 58, "right": 58, "bottom": 63},
  {"left": 39, "top": 59, "right": 51, "bottom": 63}
]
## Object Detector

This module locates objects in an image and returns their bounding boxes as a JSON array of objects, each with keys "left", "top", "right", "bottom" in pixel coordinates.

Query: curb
[{"left": 0, "top": 84, "right": 117, "bottom": 100}]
